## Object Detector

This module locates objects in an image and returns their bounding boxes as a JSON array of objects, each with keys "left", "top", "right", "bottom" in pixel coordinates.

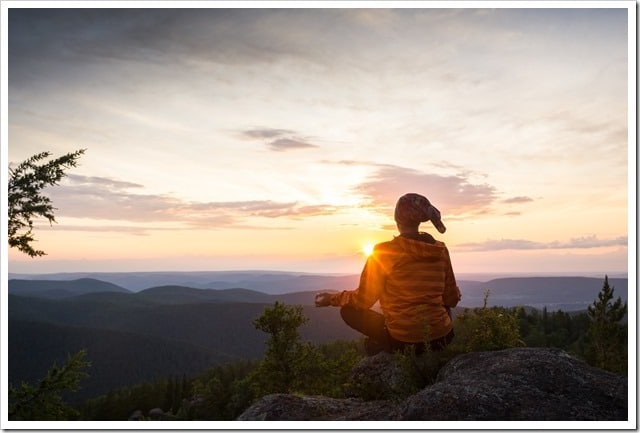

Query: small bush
[
  {"left": 391, "top": 290, "right": 525, "bottom": 396},
  {"left": 450, "top": 290, "right": 525, "bottom": 353}
]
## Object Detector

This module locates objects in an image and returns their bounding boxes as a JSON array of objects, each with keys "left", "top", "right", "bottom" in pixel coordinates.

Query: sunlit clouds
[{"left": 5, "top": 5, "right": 632, "bottom": 275}]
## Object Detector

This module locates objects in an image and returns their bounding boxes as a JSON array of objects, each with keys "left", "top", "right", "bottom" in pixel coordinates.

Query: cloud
[
  {"left": 457, "top": 235, "right": 628, "bottom": 252},
  {"left": 242, "top": 128, "right": 294, "bottom": 140},
  {"left": 9, "top": 9, "right": 382, "bottom": 87},
  {"left": 268, "top": 138, "right": 317, "bottom": 152},
  {"left": 43, "top": 175, "right": 340, "bottom": 232},
  {"left": 502, "top": 196, "right": 534, "bottom": 204},
  {"left": 241, "top": 128, "right": 318, "bottom": 152},
  {"left": 66, "top": 174, "right": 144, "bottom": 190},
  {"left": 33, "top": 224, "right": 159, "bottom": 236},
  {"left": 354, "top": 164, "right": 498, "bottom": 216}
]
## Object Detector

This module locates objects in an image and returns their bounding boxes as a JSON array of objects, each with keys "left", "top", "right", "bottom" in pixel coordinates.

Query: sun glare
[{"left": 362, "top": 242, "right": 375, "bottom": 257}]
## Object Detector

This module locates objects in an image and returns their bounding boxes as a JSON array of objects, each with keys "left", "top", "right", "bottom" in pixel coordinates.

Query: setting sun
[{"left": 362, "top": 242, "right": 375, "bottom": 257}]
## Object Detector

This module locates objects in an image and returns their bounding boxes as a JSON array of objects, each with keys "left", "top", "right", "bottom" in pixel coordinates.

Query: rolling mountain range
[
  {"left": 7, "top": 271, "right": 362, "bottom": 294},
  {"left": 8, "top": 273, "right": 628, "bottom": 310},
  {"left": 7, "top": 273, "right": 627, "bottom": 404}
]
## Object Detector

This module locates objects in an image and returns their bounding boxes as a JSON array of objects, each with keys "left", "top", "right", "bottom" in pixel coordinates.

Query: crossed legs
[{"left": 339, "top": 305, "right": 453, "bottom": 355}]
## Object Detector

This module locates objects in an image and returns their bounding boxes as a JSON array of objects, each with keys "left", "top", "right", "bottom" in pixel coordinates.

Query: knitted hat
[{"left": 394, "top": 193, "right": 446, "bottom": 233}]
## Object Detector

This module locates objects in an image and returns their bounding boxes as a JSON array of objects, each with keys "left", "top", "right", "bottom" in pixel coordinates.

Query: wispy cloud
[
  {"left": 242, "top": 128, "right": 294, "bottom": 140},
  {"left": 268, "top": 138, "right": 317, "bottom": 151},
  {"left": 44, "top": 175, "right": 339, "bottom": 232},
  {"left": 457, "top": 235, "right": 628, "bottom": 252},
  {"left": 65, "top": 174, "right": 144, "bottom": 190},
  {"left": 241, "top": 127, "right": 318, "bottom": 152},
  {"left": 502, "top": 196, "right": 534, "bottom": 204}
]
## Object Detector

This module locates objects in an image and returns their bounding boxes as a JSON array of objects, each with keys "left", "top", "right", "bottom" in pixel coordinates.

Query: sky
[{"left": 2, "top": 2, "right": 635, "bottom": 276}]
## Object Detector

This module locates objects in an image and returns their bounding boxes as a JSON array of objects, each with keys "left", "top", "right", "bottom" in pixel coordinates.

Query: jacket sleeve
[
  {"left": 330, "top": 255, "right": 385, "bottom": 309},
  {"left": 442, "top": 246, "right": 461, "bottom": 308}
]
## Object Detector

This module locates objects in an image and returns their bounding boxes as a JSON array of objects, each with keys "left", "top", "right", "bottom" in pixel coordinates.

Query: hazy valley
[{"left": 7, "top": 271, "right": 628, "bottom": 403}]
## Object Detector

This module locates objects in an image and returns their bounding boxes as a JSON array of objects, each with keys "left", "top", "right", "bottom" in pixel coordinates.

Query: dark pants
[{"left": 340, "top": 305, "right": 454, "bottom": 355}]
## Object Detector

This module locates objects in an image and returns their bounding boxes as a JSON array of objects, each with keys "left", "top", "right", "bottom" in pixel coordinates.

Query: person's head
[{"left": 394, "top": 193, "right": 446, "bottom": 234}]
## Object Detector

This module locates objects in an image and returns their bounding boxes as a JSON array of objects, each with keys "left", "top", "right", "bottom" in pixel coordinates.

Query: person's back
[
  {"left": 315, "top": 192, "right": 461, "bottom": 355},
  {"left": 375, "top": 233, "right": 458, "bottom": 344}
]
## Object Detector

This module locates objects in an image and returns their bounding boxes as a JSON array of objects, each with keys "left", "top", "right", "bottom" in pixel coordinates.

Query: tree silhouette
[
  {"left": 9, "top": 350, "right": 91, "bottom": 420},
  {"left": 7, "top": 149, "right": 90, "bottom": 420},
  {"left": 587, "top": 275, "right": 627, "bottom": 374},
  {"left": 8, "top": 149, "right": 85, "bottom": 257},
  {"left": 252, "top": 301, "right": 309, "bottom": 394}
]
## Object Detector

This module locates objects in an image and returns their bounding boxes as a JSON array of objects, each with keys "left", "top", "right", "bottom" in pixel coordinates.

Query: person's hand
[{"left": 314, "top": 292, "right": 333, "bottom": 307}]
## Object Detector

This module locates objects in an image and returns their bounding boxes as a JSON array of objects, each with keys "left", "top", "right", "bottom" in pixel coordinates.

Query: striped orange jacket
[{"left": 330, "top": 234, "right": 461, "bottom": 343}]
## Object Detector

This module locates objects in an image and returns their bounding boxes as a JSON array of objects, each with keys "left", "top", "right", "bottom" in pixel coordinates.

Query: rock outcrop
[
  {"left": 401, "top": 347, "right": 627, "bottom": 420},
  {"left": 237, "top": 347, "right": 627, "bottom": 421},
  {"left": 236, "top": 394, "right": 400, "bottom": 421}
]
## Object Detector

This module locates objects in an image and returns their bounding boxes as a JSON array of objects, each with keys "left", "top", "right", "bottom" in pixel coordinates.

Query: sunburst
[{"left": 362, "top": 242, "right": 375, "bottom": 257}]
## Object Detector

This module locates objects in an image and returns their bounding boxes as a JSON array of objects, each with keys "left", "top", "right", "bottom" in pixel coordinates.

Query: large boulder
[
  {"left": 238, "top": 347, "right": 627, "bottom": 421},
  {"left": 401, "top": 347, "right": 627, "bottom": 421}
]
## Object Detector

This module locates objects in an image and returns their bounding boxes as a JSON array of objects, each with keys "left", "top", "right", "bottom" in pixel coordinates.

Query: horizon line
[{"left": 6, "top": 269, "right": 629, "bottom": 278}]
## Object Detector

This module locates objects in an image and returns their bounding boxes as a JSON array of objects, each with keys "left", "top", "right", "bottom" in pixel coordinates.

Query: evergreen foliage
[
  {"left": 8, "top": 149, "right": 85, "bottom": 257},
  {"left": 188, "top": 360, "right": 259, "bottom": 420},
  {"left": 251, "top": 301, "right": 309, "bottom": 394},
  {"left": 9, "top": 350, "right": 90, "bottom": 420},
  {"left": 586, "top": 275, "right": 627, "bottom": 375},
  {"left": 14, "top": 277, "right": 626, "bottom": 421},
  {"left": 250, "top": 302, "right": 361, "bottom": 397},
  {"left": 79, "top": 374, "right": 194, "bottom": 420},
  {"left": 7, "top": 150, "right": 91, "bottom": 422}
]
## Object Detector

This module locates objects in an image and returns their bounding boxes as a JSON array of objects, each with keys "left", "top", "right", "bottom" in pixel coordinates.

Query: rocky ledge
[{"left": 237, "top": 347, "right": 627, "bottom": 421}]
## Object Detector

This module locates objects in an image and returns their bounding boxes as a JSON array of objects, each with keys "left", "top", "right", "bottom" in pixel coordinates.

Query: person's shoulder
[
  {"left": 374, "top": 239, "right": 395, "bottom": 250},
  {"left": 371, "top": 238, "right": 401, "bottom": 255}
]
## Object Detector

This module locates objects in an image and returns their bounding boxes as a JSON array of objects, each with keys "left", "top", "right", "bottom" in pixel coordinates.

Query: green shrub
[
  {"left": 390, "top": 290, "right": 524, "bottom": 395},
  {"left": 451, "top": 290, "right": 525, "bottom": 353}
]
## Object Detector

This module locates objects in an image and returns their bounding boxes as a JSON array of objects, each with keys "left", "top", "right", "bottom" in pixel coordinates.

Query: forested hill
[
  {"left": 8, "top": 290, "right": 360, "bottom": 403},
  {"left": 458, "top": 276, "right": 628, "bottom": 311},
  {"left": 8, "top": 278, "right": 132, "bottom": 299},
  {"left": 7, "top": 275, "right": 626, "bottom": 404},
  {"left": 9, "top": 275, "right": 628, "bottom": 310},
  {"left": 8, "top": 271, "right": 361, "bottom": 293}
]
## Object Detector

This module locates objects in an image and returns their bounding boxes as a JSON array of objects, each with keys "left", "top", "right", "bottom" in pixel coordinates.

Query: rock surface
[
  {"left": 237, "top": 347, "right": 627, "bottom": 421},
  {"left": 346, "top": 351, "right": 416, "bottom": 399},
  {"left": 401, "top": 347, "right": 627, "bottom": 420},
  {"left": 236, "top": 393, "right": 399, "bottom": 421}
]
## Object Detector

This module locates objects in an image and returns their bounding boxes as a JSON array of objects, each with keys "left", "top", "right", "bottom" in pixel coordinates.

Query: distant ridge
[
  {"left": 458, "top": 276, "right": 628, "bottom": 310},
  {"left": 7, "top": 270, "right": 626, "bottom": 293},
  {"left": 8, "top": 275, "right": 628, "bottom": 311},
  {"left": 8, "top": 278, "right": 131, "bottom": 299},
  {"left": 8, "top": 271, "right": 359, "bottom": 292},
  {"left": 135, "top": 286, "right": 274, "bottom": 304}
]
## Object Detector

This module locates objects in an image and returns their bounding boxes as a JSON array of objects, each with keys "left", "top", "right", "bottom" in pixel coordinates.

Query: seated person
[{"left": 315, "top": 193, "right": 461, "bottom": 355}]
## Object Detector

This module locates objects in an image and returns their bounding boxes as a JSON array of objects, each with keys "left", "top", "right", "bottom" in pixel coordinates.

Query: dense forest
[
  {"left": 8, "top": 277, "right": 627, "bottom": 421},
  {"left": 73, "top": 279, "right": 629, "bottom": 420}
]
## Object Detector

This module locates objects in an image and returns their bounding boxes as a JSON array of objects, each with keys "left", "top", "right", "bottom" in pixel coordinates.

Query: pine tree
[
  {"left": 8, "top": 149, "right": 85, "bottom": 257},
  {"left": 251, "top": 301, "right": 309, "bottom": 394},
  {"left": 587, "top": 275, "right": 627, "bottom": 375},
  {"left": 9, "top": 350, "right": 91, "bottom": 420}
]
